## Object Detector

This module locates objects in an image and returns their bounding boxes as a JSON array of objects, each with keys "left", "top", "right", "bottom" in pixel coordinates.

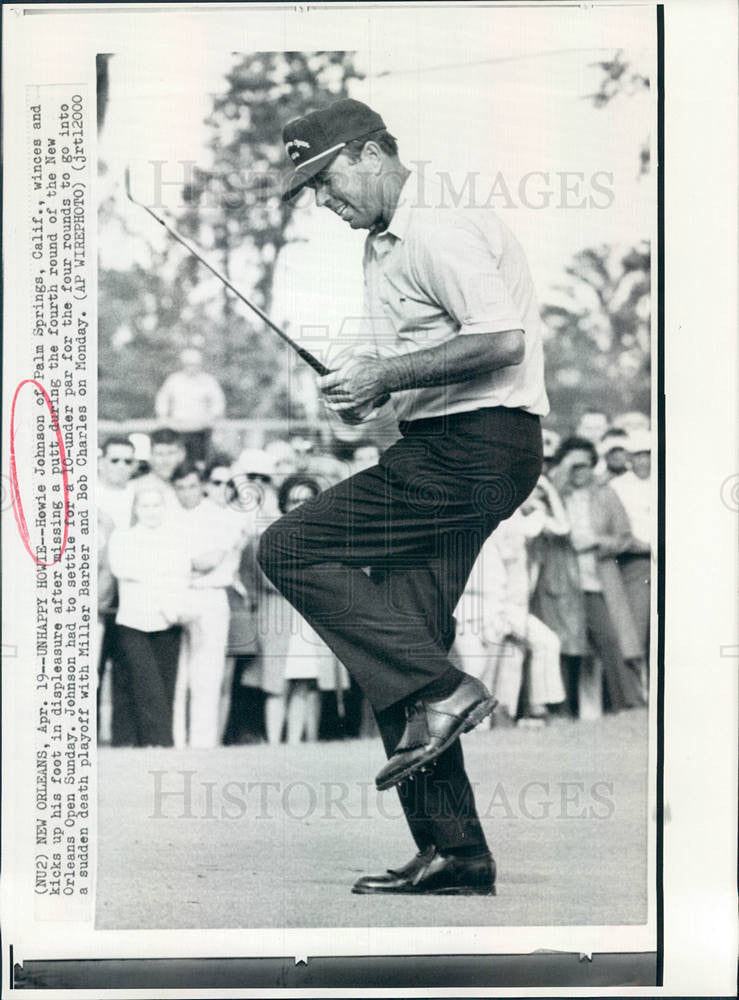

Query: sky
[{"left": 99, "top": 4, "right": 657, "bottom": 344}]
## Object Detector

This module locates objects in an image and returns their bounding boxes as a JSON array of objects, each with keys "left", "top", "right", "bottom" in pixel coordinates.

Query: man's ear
[{"left": 360, "top": 141, "right": 384, "bottom": 173}]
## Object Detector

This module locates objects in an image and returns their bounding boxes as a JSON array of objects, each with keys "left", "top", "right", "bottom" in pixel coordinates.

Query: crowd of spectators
[{"left": 96, "top": 404, "right": 653, "bottom": 748}]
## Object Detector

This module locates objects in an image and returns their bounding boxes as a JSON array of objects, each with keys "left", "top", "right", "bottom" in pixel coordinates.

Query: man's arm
[{"left": 319, "top": 329, "right": 524, "bottom": 413}]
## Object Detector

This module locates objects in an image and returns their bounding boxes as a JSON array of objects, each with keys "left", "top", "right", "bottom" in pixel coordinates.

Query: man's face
[
  {"left": 181, "top": 350, "right": 202, "bottom": 375},
  {"left": 101, "top": 443, "right": 136, "bottom": 488},
  {"left": 149, "top": 443, "right": 185, "bottom": 482},
  {"left": 173, "top": 472, "right": 203, "bottom": 510},
  {"left": 135, "top": 490, "right": 166, "bottom": 529},
  {"left": 631, "top": 451, "right": 651, "bottom": 479},
  {"left": 605, "top": 446, "right": 629, "bottom": 474},
  {"left": 204, "top": 465, "right": 232, "bottom": 509},
  {"left": 566, "top": 449, "right": 595, "bottom": 489},
  {"left": 353, "top": 445, "right": 380, "bottom": 471},
  {"left": 284, "top": 483, "right": 317, "bottom": 513},
  {"left": 309, "top": 149, "right": 382, "bottom": 230}
]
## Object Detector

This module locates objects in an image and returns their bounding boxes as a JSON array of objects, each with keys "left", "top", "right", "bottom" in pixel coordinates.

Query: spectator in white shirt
[
  {"left": 108, "top": 488, "right": 193, "bottom": 746},
  {"left": 171, "top": 461, "right": 246, "bottom": 748},
  {"left": 97, "top": 437, "right": 138, "bottom": 745},
  {"left": 155, "top": 348, "right": 226, "bottom": 463},
  {"left": 452, "top": 508, "right": 565, "bottom": 726},
  {"left": 98, "top": 435, "right": 137, "bottom": 529}
]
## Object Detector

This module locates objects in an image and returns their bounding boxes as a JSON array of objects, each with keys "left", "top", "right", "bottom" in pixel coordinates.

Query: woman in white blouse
[{"left": 108, "top": 487, "right": 192, "bottom": 746}]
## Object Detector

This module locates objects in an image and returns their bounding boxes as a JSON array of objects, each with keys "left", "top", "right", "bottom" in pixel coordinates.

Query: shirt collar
[{"left": 369, "top": 169, "right": 415, "bottom": 248}]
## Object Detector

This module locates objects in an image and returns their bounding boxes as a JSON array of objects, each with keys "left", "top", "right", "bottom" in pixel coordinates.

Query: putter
[{"left": 124, "top": 166, "right": 331, "bottom": 377}]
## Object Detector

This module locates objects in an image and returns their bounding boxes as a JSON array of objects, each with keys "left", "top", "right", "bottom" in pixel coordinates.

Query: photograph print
[{"left": 93, "top": 3, "right": 658, "bottom": 933}]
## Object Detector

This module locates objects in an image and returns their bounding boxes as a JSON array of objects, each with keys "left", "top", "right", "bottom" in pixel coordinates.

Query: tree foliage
[
  {"left": 98, "top": 51, "right": 362, "bottom": 420},
  {"left": 172, "top": 51, "right": 363, "bottom": 417},
  {"left": 541, "top": 241, "right": 651, "bottom": 425},
  {"left": 586, "top": 50, "right": 651, "bottom": 176}
]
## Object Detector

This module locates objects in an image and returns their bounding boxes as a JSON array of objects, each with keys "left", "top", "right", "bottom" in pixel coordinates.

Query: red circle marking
[{"left": 9, "top": 379, "right": 70, "bottom": 566}]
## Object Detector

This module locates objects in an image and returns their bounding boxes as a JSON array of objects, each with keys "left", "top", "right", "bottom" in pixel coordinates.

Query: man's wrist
[{"left": 376, "top": 354, "right": 420, "bottom": 394}]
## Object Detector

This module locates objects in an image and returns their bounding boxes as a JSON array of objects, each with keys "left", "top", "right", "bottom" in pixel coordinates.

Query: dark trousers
[
  {"left": 259, "top": 406, "right": 542, "bottom": 852},
  {"left": 98, "top": 617, "right": 140, "bottom": 747},
  {"left": 115, "top": 624, "right": 182, "bottom": 746}
]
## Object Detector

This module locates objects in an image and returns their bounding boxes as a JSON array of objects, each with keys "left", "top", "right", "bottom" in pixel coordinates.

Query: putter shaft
[{"left": 124, "top": 167, "right": 331, "bottom": 377}]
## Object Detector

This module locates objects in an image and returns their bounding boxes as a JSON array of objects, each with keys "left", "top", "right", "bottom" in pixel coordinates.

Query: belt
[{"left": 398, "top": 405, "right": 539, "bottom": 438}]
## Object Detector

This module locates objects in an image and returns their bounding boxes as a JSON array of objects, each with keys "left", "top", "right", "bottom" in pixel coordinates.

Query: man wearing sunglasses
[
  {"left": 98, "top": 435, "right": 137, "bottom": 529},
  {"left": 260, "top": 99, "right": 547, "bottom": 896}
]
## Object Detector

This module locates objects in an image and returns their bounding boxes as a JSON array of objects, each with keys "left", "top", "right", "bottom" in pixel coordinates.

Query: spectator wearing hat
[
  {"left": 263, "top": 439, "right": 299, "bottom": 489},
  {"left": 612, "top": 411, "right": 650, "bottom": 435},
  {"left": 234, "top": 448, "right": 281, "bottom": 521},
  {"left": 597, "top": 427, "right": 631, "bottom": 484},
  {"left": 155, "top": 348, "right": 226, "bottom": 464},
  {"left": 576, "top": 410, "right": 610, "bottom": 446},
  {"left": 611, "top": 429, "right": 653, "bottom": 680}
]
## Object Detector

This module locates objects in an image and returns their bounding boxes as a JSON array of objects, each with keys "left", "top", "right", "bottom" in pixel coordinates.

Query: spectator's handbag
[{"left": 226, "top": 583, "right": 259, "bottom": 656}]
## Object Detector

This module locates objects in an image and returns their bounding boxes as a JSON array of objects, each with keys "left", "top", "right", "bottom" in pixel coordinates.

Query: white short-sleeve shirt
[{"left": 362, "top": 171, "right": 549, "bottom": 423}]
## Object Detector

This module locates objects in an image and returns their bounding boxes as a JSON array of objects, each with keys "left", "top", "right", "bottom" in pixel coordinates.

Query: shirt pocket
[{"left": 380, "top": 272, "right": 452, "bottom": 344}]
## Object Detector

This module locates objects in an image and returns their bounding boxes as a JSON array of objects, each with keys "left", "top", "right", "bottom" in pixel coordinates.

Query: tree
[
  {"left": 541, "top": 241, "right": 651, "bottom": 426},
  {"left": 174, "top": 51, "right": 364, "bottom": 417},
  {"left": 585, "top": 50, "right": 649, "bottom": 108},
  {"left": 98, "top": 51, "right": 363, "bottom": 421},
  {"left": 98, "top": 189, "right": 216, "bottom": 420},
  {"left": 585, "top": 50, "right": 651, "bottom": 176}
]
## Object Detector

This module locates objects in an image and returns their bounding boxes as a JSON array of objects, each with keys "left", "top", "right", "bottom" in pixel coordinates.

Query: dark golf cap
[{"left": 281, "top": 98, "right": 386, "bottom": 202}]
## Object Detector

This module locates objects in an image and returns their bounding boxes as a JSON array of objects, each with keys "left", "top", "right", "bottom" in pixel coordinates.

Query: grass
[{"left": 96, "top": 709, "right": 649, "bottom": 929}]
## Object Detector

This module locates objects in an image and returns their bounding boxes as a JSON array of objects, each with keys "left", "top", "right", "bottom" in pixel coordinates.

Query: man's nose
[{"left": 315, "top": 184, "right": 331, "bottom": 208}]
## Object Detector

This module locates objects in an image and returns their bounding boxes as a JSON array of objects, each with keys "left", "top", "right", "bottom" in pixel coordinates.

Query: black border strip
[
  {"left": 655, "top": 3, "right": 665, "bottom": 988},
  {"left": 12, "top": 952, "right": 657, "bottom": 990}
]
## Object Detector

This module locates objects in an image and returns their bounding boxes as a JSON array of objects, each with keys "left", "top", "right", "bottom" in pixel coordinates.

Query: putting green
[{"left": 96, "top": 709, "right": 649, "bottom": 929}]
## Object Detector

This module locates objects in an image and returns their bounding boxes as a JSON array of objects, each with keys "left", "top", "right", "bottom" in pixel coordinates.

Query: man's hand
[{"left": 318, "top": 358, "right": 390, "bottom": 421}]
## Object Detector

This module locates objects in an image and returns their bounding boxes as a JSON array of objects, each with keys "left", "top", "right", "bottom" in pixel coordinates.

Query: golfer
[{"left": 259, "top": 99, "right": 548, "bottom": 895}]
